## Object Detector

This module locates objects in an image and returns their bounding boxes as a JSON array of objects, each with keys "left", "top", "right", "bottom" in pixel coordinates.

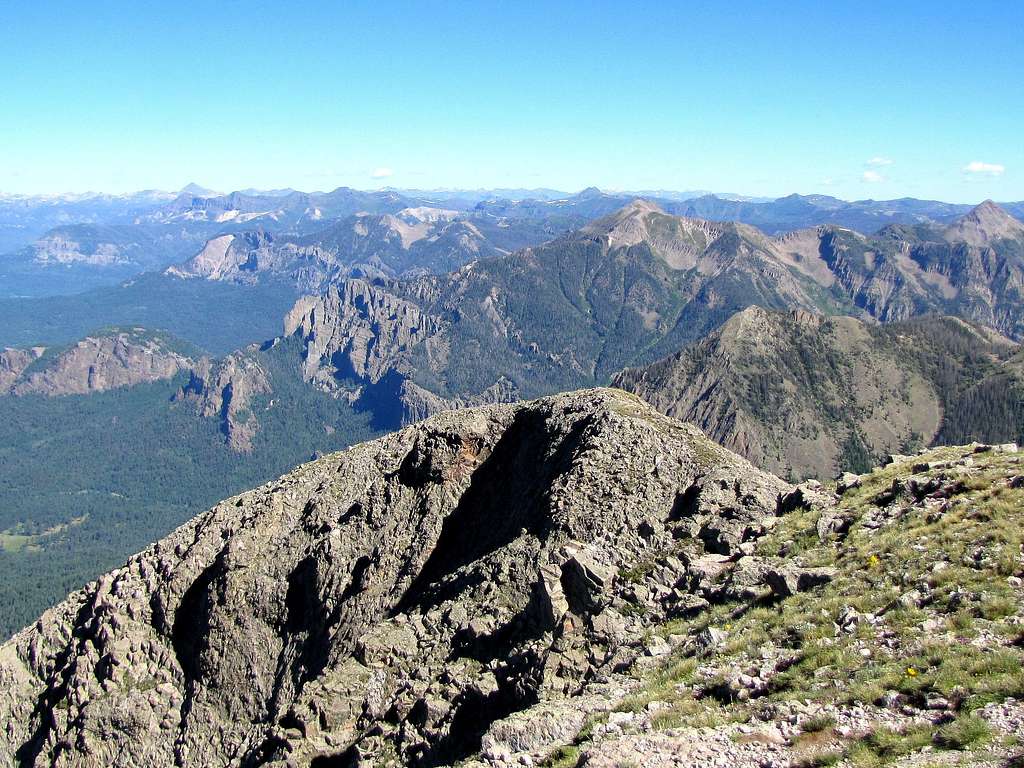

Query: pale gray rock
[
  {"left": 5, "top": 331, "right": 191, "bottom": 396},
  {"left": 0, "top": 346, "right": 44, "bottom": 390},
  {"left": 283, "top": 280, "right": 447, "bottom": 388},
  {"left": 177, "top": 351, "right": 271, "bottom": 452},
  {"left": 764, "top": 564, "right": 837, "bottom": 598}
]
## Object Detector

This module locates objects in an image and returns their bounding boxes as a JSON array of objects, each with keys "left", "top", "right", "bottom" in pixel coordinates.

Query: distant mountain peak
[
  {"left": 620, "top": 197, "right": 663, "bottom": 215},
  {"left": 180, "top": 182, "right": 218, "bottom": 197},
  {"left": 582, "top": 198, "right": 666, "bottom": 245},
  {"left": 945, "top": 199, "right": 1024, "bottom": 246},
  {"left": 576, "top": 186, "right": 604, "bottom": 199},
  {"left": 969, "top": 199, "right": 1013, "bottom": 221}
]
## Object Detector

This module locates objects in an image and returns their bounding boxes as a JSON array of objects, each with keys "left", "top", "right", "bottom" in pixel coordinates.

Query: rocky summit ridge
[
  {"left": 1, "top": 388, "right": 1022, "bottom": 767},
  {"left": 0, "top": 389, "right": 788, "bottom": 766}
]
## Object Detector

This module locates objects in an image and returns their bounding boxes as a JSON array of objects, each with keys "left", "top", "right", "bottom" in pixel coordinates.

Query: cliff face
[
  {"left": 0, "top": 389, "right": 788, "bottom": 767},
  {"left": 282, "top": 280, "right": 448, "bottom": 388},
  {"left": 2, "top": 330, "right": 192, "bottom": 396},
  {"left": 278, "top": 280, "right": 507, "bottom": 426},
  {"left": 0, "top": 347, "right": 45, "bottom": 390},
  {"left": 785, "top": 202, "right": 1024, "bottom": 338},
  {"left": 176, "top": 352, "right": 271, "bottom": 452},
  {"left": 0, "top": 330, "right": 275, "bottom": 453}
]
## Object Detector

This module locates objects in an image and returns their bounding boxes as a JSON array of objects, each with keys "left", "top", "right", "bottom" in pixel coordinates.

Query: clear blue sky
[{"left": 3, "top": 1, "right": 1022, "bottom": 202}]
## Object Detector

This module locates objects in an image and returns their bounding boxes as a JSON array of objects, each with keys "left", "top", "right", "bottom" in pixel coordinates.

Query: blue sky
[{"left": 2, "top": 1, "right": 1022, "bottom": 202}]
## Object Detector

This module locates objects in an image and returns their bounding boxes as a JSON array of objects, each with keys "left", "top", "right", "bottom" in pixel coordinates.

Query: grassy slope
[{"left": 547, "top": 444, "right": 1024, "bottom": 767}]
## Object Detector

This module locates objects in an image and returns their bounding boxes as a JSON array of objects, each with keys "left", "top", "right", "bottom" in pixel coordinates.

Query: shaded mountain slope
[{"left": 614, "top": 307, "right": 1023, "bottom": 478}]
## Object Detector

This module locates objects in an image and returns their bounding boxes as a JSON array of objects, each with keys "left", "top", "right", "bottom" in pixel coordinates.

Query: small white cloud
[
  {"left": 371, "top": 167, "right": 394, "bottom": 179},
  {"left": 862, "top": 170, "right": 885, "bottom": 183},
  {"left": 866, "top": 156, "right": 893, "bottom": 167},
  {"left": 963, "top": 161, "right": 1005, "bottom": 177}
]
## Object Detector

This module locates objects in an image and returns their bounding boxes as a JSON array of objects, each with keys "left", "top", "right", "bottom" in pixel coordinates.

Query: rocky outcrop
[
  {"left": 0, "top": 346, "right": 45, "bottom": 390},
  {"left": 4, "top": 330, "right": 192, "bottom": 396},
  {"left": 177, "top": 352, "right": 271, "bottom": 452},
  {"left": 809, "top": 201, "right": 1024, "bottom": 338},
  {"left": 0, "top": 388, "right": 789, "bottom": 767},
  {"left": 398, "top": 377, "right": 520, "bottom": 425},
  {"left": 165, "top": 233, "right": 242, "bottom": 279},
  {"left": 0, "top": 328, "right": 278, "bottom": 453},
  {"left": 283, "top": 280, "right": 448, "bottom": 392}
]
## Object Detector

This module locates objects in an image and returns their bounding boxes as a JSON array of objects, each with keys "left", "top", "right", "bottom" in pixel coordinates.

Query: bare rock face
[
  {"left": 165, "top": 233, "right": 242, "bottom": 279},
  {"left": 177, "top": 352, "right": 271, "bottom": 452},
  {"left": 0, "top": 329, "right": 273, "bottom": 453},
  {"left": 0, "top": 346, "right": 45, "bottom": 390},
  {"left": 398, "top": 377, "right": 520, "bottom": 425},
  {"left": 0, "top": 389, "right": 788, "bottom": 767},
  {"left": 5, "top": 330, "right": 192, "bottom": 396},
  {"left": 283, "top": 280, "right": 447, "bottom": 393}
]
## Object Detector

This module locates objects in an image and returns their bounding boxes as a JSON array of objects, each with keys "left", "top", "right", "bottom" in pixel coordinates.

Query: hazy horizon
[{"left": 0, "top": 182, "right": 1019, "bottom": 208}]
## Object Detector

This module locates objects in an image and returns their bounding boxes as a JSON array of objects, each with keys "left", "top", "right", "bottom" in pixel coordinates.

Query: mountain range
[
  {"left": 165, "top": 207, "right": 565, "bottom": 290},
  {"left": 5, "top": 184, "right": 1024, "bottom": 299},
  {"left": 251, "top": 198, "right": 1024, "bottom": 433},
  {"left": 1, "top": 194, "right": 1023, "bottom": 640}
]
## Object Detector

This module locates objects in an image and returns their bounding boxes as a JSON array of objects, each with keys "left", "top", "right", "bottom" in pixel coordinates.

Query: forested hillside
[
  {"left": 0, "top": 340, "right": 380, "bottom": 637},
  {"left": 614, "top": 308, "right": 1024, "bottom": 478}
]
